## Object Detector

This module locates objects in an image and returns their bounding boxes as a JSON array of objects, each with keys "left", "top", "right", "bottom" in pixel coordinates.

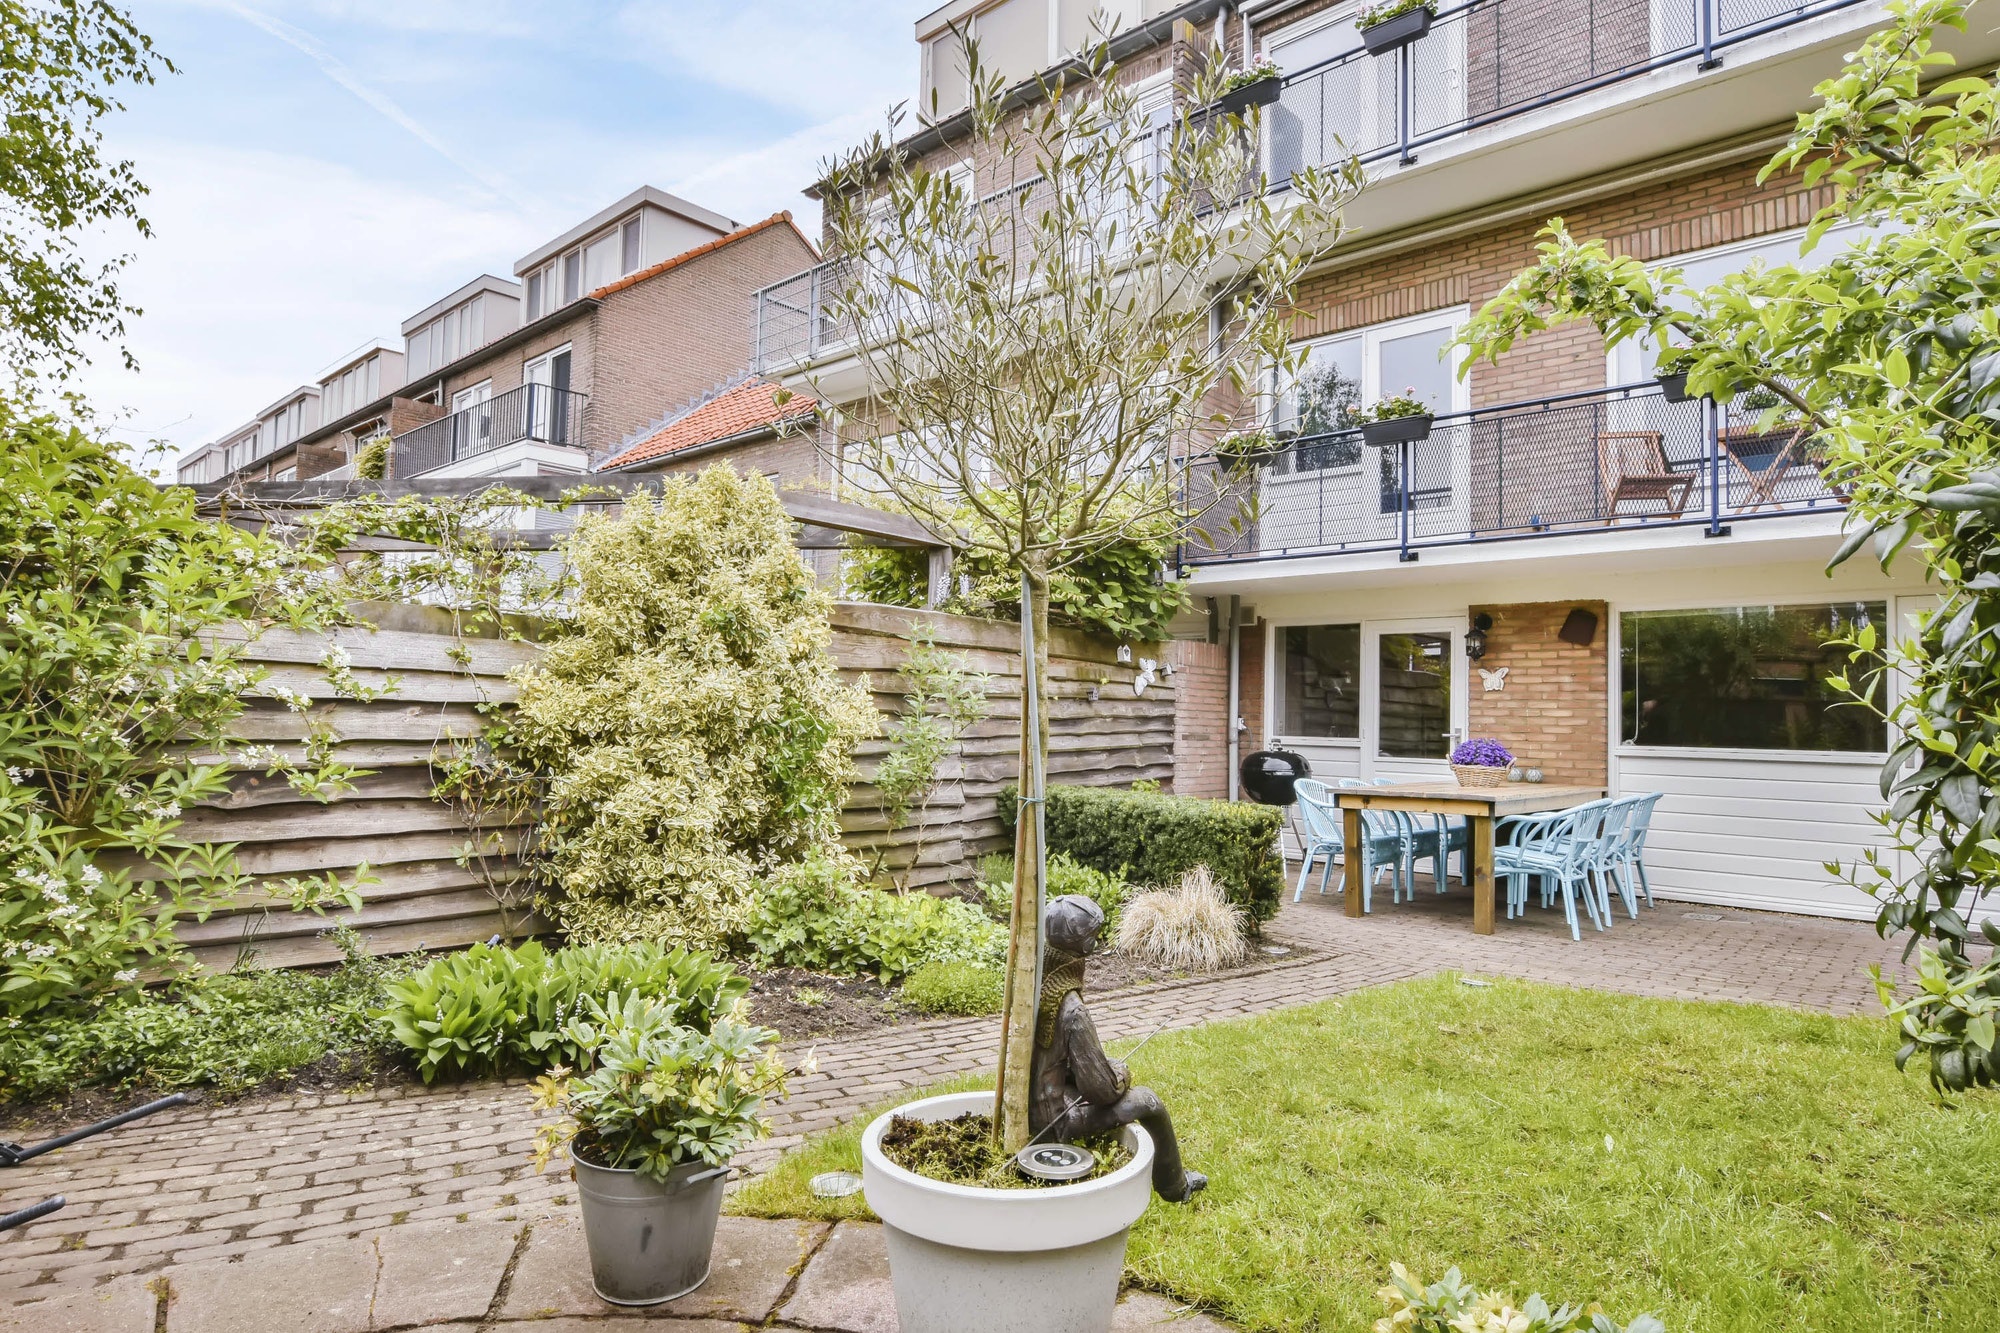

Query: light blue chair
[
  {"left": 1618, "top": 792, "right": 1663, "bottom": 907},
  {"left": 1587, "top": 797, "right": 1640, "bottom": 922},
  {"left": 1365, "top": 778, "right": 1467, "bottom": 894},
  {"left": 1291, "top": 778, "right": 1346, "bottom": 904},
  {"left": 1495, "top": 800, "right": 1609, "bottom": 940},
  {"left": 1313, "top": 778, "right": 1408, "bottom": 908}
]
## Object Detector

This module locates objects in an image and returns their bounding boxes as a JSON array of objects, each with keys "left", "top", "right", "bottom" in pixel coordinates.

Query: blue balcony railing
[
  {"left": 391, "top": 382, "right": 586, "bottom": 480},
  {"left": 1180, "top": 381, "right": 1847, "bottom": 565}
]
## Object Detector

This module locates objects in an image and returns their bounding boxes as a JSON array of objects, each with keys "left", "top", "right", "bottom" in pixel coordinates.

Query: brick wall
[
  {"left": 587, "top": 220, "right": 819, "bottom": 453},
  {"left": 1289, "top": 154, "right": 1840, "bottom": 407},
  {"left": 1466, "top": 599, "right": 1608, "bottom": 785},
  {"left": 1168, "top": 637, "right": 1229, "bottom": 797}
]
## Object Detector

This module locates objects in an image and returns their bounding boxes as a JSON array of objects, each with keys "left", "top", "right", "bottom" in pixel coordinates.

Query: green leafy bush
[
  {"left": 532, "top": 991, "right": 787, "bottom": 1180},
  {"left": 352, "top": 435, "right": 390, "bottom": 479},
  {"left": 0, "top": 928, "right": 401, "bottom": 1102},
  {"left": 374, "top": 939, "right": 748, "bottom": 1083},
  {"left": 977, "top": 852, "right": 1129, "bottom": 936},
  {"left": 1374, "top": 1264, "right": 1663, "bottom": 1333},
  {"left": 507, "top": 467, "right": 876, "bottom": 949},
  {"left": 900, "top": 960, "right": 1003, "bottom": 1015},
  {"left": 0, "top": 400, "right": 359, "bottom": 1016},
  {"left": 1001, "top": 784, "right": 1283, "bottom": 924},
  {"left": 743, "top": 854, "right": 1004, "bottom": 983}
]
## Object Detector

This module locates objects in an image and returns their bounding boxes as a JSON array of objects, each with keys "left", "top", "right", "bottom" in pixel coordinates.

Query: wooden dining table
[{"left": 1335, "top": 781, "right": 1607, "bottom": 934}]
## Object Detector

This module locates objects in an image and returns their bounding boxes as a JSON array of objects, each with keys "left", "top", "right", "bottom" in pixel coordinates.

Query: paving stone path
[{"left": 0, "top": 885, "right": 1905, "bottom": 1323}]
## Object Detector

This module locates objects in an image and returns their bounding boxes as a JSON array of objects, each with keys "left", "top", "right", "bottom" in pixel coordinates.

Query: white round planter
[{"left": 860, "top": 1090, "right": 1154, "bottom": 1333}]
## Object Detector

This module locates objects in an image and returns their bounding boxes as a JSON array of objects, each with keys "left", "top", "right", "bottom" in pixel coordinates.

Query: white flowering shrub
[
  {"left": 507, "top": 467, "right": 876, "bottom": 949},
  {"left": 0, "top": 400, "right": 353, "bottom": 1015}
]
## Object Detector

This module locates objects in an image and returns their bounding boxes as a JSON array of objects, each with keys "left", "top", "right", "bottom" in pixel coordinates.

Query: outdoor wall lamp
[{"left": 1466, "top": 613, "right": 1493, "bottom": 660}]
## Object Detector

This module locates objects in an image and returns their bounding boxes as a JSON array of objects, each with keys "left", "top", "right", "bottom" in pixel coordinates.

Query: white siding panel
[{"left": 1617, "top": 748, "right": 1887, "bottom": 918}]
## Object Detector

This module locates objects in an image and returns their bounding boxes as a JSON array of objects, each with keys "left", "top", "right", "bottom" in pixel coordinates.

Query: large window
[
  {"left": 1280, "top": 624, "right": 1361, "bottom": 738},
  {"left": 1621, "top": 602, "right": 1888, "bottom": 751}
]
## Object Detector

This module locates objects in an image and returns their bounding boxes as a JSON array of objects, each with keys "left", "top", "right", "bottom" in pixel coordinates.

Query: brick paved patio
[{"left": 0, "top": 883, "right": 1905, "bottom": 1321}]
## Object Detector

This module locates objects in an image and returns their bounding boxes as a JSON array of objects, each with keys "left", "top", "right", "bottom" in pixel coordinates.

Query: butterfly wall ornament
[
  {"left": 1478, "top": 666, "right": 1509, "bottom": 692},
  {"left": 1133, "top": 658, "right": 1158, "bottom": 695}
]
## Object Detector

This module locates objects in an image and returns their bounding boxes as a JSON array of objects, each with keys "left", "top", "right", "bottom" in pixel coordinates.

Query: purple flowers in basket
[{"left": 1450, "top": 737, "right": 1514, "bottom": 768}]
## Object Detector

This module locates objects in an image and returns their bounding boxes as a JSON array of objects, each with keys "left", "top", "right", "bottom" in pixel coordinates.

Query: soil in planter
[{"left": 880, "top": 1111, "right": 1131, "bottom": 1190}]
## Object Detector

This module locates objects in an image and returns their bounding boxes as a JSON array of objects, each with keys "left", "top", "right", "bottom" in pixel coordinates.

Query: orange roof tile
[
  {"left": 600, "top": 377, "right": 818, "bottom": 470},
  {"left": 585, "top": 212, "right": 816, "bottom": 301}
]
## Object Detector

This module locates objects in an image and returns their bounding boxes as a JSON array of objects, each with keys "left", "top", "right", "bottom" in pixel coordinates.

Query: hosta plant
[
  {"left": 530, "top": 991, "right": 794, "bottom": 1180},
  {"left": 374, "top": 939, "right": 747, "bottom": 1083}
]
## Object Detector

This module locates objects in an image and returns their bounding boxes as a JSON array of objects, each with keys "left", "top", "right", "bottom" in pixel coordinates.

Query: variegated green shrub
[{"left": 508, "top": 467, "right": 876, "bottom": 949}]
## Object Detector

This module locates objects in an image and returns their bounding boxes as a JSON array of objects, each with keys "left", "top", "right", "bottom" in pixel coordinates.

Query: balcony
[
  {"left": 1181, "top": 381, "right": 1847, "bottom": 566},
  {"left": 392, "top": 383, "right": 587, "bottom": 479},
  {"left": 1270, "top": 0, "right": 1870, "bottom": 178}
]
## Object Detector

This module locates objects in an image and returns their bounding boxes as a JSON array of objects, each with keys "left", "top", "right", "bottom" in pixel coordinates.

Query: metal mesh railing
[
  {"left": 391, "top": 383, "right": 586, "bottom": 480},
  {"left": 1181, "top": 381, "right": 1846, "bottom": 562},
  {"left": 1269, "top": 0, "right": 1870, "bottom": 181}
]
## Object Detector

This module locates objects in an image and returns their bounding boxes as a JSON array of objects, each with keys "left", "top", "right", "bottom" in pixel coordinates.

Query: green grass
[{"left": 731, "top": 975, "right": 2000, "bottom": 1331}]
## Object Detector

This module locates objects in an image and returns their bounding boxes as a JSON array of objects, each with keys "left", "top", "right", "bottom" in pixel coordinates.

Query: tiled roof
[
  {"left": 598, "top": 377, "right": 818, "bottom": 470},
  {"left": 585, "top": 212, "right": 815, "bottom": 301}
]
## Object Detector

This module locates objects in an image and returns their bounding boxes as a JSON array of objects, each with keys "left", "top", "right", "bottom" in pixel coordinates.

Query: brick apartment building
[
  {"left": 751, "top": 0, "right": 1999, "bottom": 922},
  {"left": 176, "top": 188, "right": 820, "bottom": 489}
]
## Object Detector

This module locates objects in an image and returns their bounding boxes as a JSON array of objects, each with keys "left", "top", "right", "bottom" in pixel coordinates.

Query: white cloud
[{"left": 615, "top": 1, "right": 914, "bottom": 122}]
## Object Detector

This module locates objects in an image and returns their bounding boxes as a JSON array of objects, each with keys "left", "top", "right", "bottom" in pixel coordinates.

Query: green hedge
[{"left": 1000, "top": 784, "right": 1284, "bottom": 925}]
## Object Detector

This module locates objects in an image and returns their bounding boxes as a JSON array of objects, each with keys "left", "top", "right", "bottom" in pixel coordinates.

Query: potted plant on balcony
[
  {"left": 1359, "top": 0, "right": 1437, "bottom": 55},
  {"left": 1213, "top": 426, "right": 1283, "bottom": 474},
  {"left": 531, "top": 993, "right": 797, "bottom": 1307},
  {"left": 1450, "top": 737, "right": 1515, "bottom": 788},
  {"left": 1208, "top": 57, "right": 1283, "bottom": 117},
  {"left": 1655, "top": 349, "right": 1698, "bottom": 403},
  {"left": 1358, "top": 389, "right": 1435, "bottom": 447}
]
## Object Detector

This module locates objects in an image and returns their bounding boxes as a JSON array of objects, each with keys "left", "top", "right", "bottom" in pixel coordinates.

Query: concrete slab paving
[
  {"left": 500, "top": 1213, "right": 826, "bottom": 1324},
  {"left": 157, "top": 1237, "right": 380, "bottom": 1333},
  {"left": 777, "top": 1221, "right": 896, "bottom": 1333},
  {"left": 368, "top": 1217, "right": 520, "bottom": 1328},
  {"left": 0, "top": 1275, "right": 155, "bottom": 1332}
]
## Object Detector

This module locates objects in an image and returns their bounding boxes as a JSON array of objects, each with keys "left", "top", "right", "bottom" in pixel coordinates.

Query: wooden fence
[{"left": 168, "top": 604, "right": 1175, "bottom": 968}]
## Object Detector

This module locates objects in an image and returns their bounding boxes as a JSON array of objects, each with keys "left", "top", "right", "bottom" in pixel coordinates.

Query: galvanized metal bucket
[{"left": 568, "top": 1147, "right": 729, "bottom": 1306}]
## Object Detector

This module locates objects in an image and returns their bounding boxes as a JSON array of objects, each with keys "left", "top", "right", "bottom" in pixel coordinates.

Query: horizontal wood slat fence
[{"left": 172, "top": 604, "right": 1174, "bottom": 969}]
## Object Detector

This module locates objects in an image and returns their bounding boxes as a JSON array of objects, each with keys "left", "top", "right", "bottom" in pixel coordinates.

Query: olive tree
[
  {"left": 808, "top": 40, "right": 1358, "bottom": 1146},
  {"left": 1455, "top": 0, "right": 2000, "bottom": 1091}
]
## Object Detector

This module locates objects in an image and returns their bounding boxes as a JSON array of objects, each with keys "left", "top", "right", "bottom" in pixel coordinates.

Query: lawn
[{"left": 731, "top": 975, "right": 2000, "bottom": 1331}]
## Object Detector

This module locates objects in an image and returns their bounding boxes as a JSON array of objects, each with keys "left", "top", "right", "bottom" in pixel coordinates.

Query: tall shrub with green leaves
[
  {"left": 1453, "top": 0, "right": 2000, "bottom": 1090},
  {"left": 508, "top": 466, "right": 876, "bottom": 948},
  {"left": 0, "top": 401, "right": 353, "bottom": 1015}
]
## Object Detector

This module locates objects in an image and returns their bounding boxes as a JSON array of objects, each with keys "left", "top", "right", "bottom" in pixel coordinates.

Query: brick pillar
[
  {"left": 1168, "top": 638, "right": 1228, "bottom": 798},
  {"left": 1467, "top": 600, "right": 1608, "bottom": 785}
]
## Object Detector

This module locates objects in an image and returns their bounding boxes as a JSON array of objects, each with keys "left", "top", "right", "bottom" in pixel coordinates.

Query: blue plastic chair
[
  {"left": 1619, "top": 792, "right": 1663, "bottom": 907},
  {"left": 1322, "top": 778, "right": 1409, "bottom": 908},
  {"left": 1495, "top": 800, "right": 1608, "bottom": 940},
  {"left": 1291, "top": 778, "right": 1346, "bottom": 904},
  {"left": 1588, "top": 797, "right": 1639, "bottom": 922}
]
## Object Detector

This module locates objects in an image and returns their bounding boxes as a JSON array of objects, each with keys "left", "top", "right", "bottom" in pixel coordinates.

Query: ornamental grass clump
[
  {"left": 1114, "top": 866, "right": 1248, "bottom": 972},
  {"left": 508, "top": 467, "right": 875, "bottom": 950},
  {"left": 531, "top": 990, "right": 793, "bottom": 1180}
]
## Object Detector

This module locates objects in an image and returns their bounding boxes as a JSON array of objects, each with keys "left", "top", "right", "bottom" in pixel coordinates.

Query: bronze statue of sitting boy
[{"left": 1028, "top": 894, "right": 1206, "bottom": 1202}]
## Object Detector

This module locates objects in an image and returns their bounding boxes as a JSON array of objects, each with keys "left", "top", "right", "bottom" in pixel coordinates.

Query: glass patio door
[{"left": 1361, "top": 619, "right": 1465, "bottom": 783}]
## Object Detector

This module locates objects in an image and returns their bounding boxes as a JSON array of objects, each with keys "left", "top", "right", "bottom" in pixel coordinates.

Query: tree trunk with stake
[{"left": 995, "top": 563, "right": 1051, "bottom": 1150}]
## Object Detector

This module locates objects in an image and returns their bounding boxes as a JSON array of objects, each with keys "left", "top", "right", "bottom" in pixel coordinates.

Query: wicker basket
[{"left": 1451, "top": 763, "right": 1510, "bottom": 788}]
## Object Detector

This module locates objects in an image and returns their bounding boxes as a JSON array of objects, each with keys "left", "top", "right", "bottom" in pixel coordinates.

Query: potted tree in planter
[
  {"left": 808, "top": 34, "right": 1358, "bottom": 1333},
  {"left": 1359, "top": 0, "right": 1437, "bottom": 54},
  {"left": 1358, "top": 389, "right": 1435, "bottom": 447},
  {"left": 531, "top": 993, "right": 795, "bottom": 1306}
]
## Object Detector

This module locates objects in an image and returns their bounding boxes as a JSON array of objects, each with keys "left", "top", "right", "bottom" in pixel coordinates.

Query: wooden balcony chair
[
  {"left": 1596, "top": 430, "right": 1694, "bottom": 523},
  {"left": 1722, "top": 422, "right": 1815, "bottom": 513}
]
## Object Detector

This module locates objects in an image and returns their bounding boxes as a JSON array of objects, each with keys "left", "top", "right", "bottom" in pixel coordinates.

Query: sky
[{"left": 77, "top": 1, "right": 918, "bottom": 463}]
